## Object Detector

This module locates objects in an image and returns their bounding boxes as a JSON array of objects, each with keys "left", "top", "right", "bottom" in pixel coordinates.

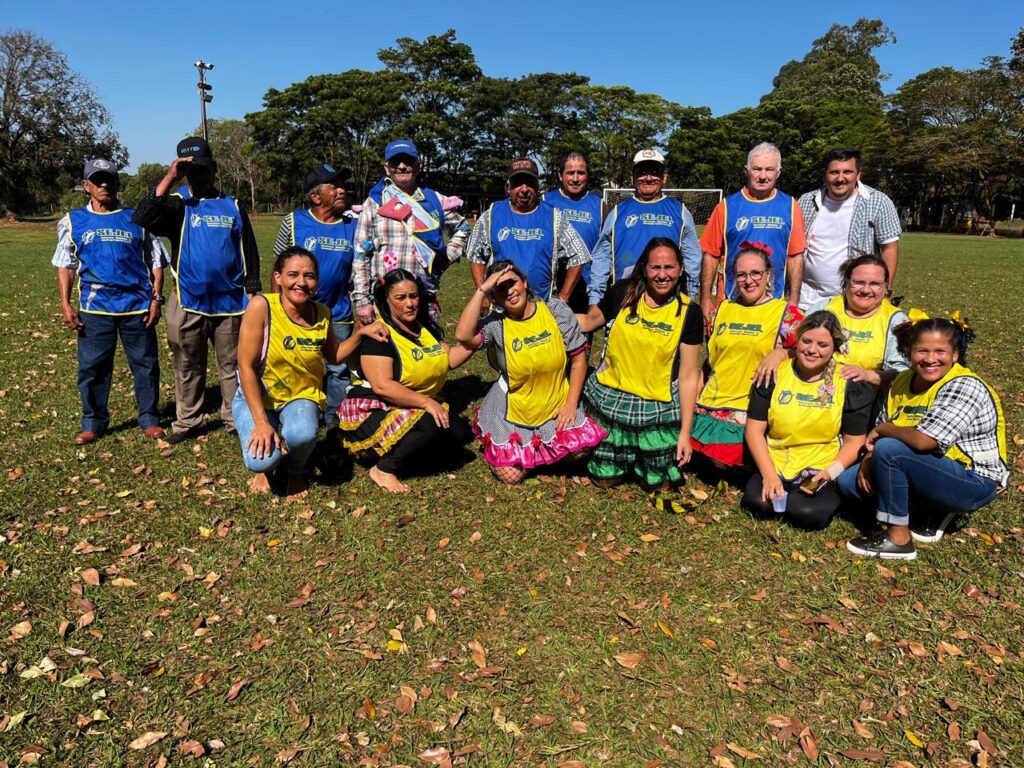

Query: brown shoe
[
  {"left": 141, "top": 426, "right": 166, "bottom": 439},
  {"left": 74, "top": 430, "right": 99, "bottom": 445}
]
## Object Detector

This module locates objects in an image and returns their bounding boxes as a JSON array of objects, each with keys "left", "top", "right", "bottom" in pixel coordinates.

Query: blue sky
[{"left": 6, "top": 1, "right": 1021, "bottom": 171}]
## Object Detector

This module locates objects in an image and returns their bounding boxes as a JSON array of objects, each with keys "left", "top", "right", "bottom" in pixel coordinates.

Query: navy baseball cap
[
  {"left": 384, "top": 139, "right": 419, "bottom": 162},
  {"left": 176, "top": 136, "right": 216, "bottom": 167},
  {"left": 84, "top": 158, "right": 118, "bottom": 180},
  {"left": 304, "top": 163, "right": 352, "bottom": 192}
]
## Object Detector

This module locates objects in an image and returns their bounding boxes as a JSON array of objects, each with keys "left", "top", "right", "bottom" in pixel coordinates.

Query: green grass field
[{"left": 1, "top": 218, "right": 1022, "bottom": 767}]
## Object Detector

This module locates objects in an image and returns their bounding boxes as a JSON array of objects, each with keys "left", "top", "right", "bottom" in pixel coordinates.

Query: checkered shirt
[{"left": 798, "top": 181, "right": 902, "bottom": 258}]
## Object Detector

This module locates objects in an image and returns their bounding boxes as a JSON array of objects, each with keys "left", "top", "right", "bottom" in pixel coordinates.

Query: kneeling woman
[
  {"left": 454, "top": 261, "right": 605, "bottom": 483},
  {"left": 577, "top": 237, "right": 703, "bottom": 491},
  {"left": 692, "top": 243, "right": 801, "bottom": 469},
  {"left": 339, "top": 269, "right": 474, "bottom": 493},
  {"left": 234, "top": 247, "right": 387, "bottom": 498},
  {"left": 743, "top": 311, "right": 874, "bottom": 528},
  {"left": 840, "top": 316, "right": 1007, "bottom": 560}
]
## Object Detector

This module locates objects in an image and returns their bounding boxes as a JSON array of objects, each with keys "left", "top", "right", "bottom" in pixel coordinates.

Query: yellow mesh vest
[
  {"left": 382, "top": 320, "right": 448, "bottom": 398},
  {"left": 503, "top": 302, "right": 569, "bottom": 426},
  {"left": 260, "top": 293, "right": 330, "bottom": 410},
  {"left": 700, "top": 299, "right": 786, "bottom": 411},
  {"left": 596, "top": 293, "right": 689, "bottom": 403},
  {"left": 766, "top": 362, "right": 848, "bottom": 480},
  {"left": 887, "top": 365, "right": 1007, "bottom": 469},
  {"left": 826, "top": 296, "right": 900, "bottom": 370}
]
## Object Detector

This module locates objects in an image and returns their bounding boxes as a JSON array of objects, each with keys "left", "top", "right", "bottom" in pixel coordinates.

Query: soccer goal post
[{"left": 602, "top": 188, "right": 723, "bottom": 226}]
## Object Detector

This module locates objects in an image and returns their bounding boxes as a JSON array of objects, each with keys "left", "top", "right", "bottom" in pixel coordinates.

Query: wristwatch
[{"left": 151, "top": 294, "right": 165, "bottom": 304}]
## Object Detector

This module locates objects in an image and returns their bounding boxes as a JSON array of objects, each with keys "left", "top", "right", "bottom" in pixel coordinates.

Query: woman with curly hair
[
  {"left": 840, "top": 315, "right": 1008, "bottom": 559},
  {"left": 743, "top": 310, "right": 874, "bottom": 528}
]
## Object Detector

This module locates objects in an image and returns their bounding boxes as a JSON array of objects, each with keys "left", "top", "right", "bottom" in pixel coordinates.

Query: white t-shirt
[{"left": 800, "top": 192, "right": 857, "bottom": 309}]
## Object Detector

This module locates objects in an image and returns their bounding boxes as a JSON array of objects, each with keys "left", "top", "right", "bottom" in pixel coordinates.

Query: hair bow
[
  {"left": 949, "top": 310, "right": 976, "bottom": 343},
  {"left": 739, "top": 240, "right": 773, "bottom": 257},
  {"left": 906, "top": 308, "right": 930, "bottom": 324}
]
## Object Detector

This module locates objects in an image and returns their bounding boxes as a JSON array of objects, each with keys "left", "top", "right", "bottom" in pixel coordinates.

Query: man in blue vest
[
  {"left": 274, "top": 163, "right": 356, "bottom": 429},
  {"left": 542, "top": 151, "right": 603, "bottom": 313},
  {"left": 466, "top": 157, "right": 590, "bottom": 305},
  {"left": 53, "top": 159, "right": 169, "bottom": 445},
  {"left": 698, "top": 142, "right": 807, "bottom": 319},
  {"left": 588, "top": 149, "right": 701, "bottom": 304},
  {"left": 134, "top": 137, "right": 261, "bottom": 444}
]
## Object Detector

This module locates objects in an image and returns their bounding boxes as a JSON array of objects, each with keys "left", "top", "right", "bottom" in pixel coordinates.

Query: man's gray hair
[{"left": 746, "top": 142, "right": 782, "bottom": 169}]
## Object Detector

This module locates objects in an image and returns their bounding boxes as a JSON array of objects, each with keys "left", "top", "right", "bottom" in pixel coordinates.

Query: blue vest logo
[
  {"left": 778, "top": 390, "right": 794, "bottom": 405},
  {"left": 303, "top": 236, "right": 317, "bottom": 251},
  {"left": 191, "top": 213, "right": 202, "bottom": 228},
  {"left": 735, "top": 216, "right": 750, "bottom": 231},
  {"left": 83, "top": 230, "right": 96, "bottom": 245},
  {"left": 497, "top": 227, "right": 511, "bottom": 242},
  {"left": 625, "top": 215, "right": 639, "bottom": 228}
]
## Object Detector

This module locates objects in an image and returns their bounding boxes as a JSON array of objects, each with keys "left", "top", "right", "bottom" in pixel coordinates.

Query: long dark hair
[
  {"left": 894, "top": 317, "right": 972, "bottom": 365},
  {"left": 620, "top": 236, "right": 687, "bottom": 318},
  {"left": 372, "top": 268, "right": 440, "bottom": 337}
]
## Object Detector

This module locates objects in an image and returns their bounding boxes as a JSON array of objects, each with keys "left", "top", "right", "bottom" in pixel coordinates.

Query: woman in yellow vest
[
  {"left": 806, "top": 255, "right": 909, "bottom": 386},
  {"left": 841, "top": 316, "right": 1008, "bottom": 560},
  {"left": 454, "top": 261, "right": 605, "bottom": 483},
  {"left": 234, "top": 247, "right": 388, "bottom": 499},
  {"left": 744, "top": 311, "right": 875, "bottom": 528},
  {"left": 576, "top": 237, "right": 703, "bottom": 493},
  {"left": 692, "top": 243, "right": 802, "bottom": 469},
  {"left": 339, "top": 269, "right": 474, "bottom": 493}
]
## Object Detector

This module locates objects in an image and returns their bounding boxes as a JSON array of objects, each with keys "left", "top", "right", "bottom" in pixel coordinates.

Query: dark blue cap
[{"left": 384, "top": 139, "right": 419, "bottom": 162}]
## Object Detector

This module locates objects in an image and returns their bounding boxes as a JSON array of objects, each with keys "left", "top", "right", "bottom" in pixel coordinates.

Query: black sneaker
[
  {"left": 166, "top": 428, "right": 198, "bottom": 445},
  {"left": 846, "top": 530, "right": 917, "bottom": 560},
  {"left": 910, "top": 510, "right": 959, "bottom": 544}
]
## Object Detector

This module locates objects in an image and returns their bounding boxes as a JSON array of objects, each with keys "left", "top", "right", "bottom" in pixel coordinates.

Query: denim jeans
[
  {"left": 77, "top": 312, "right": 160, "bottom": 432},
  {"left": 231, "top": 392, "right": 320, "bottom": 475},
  {"left": 837, "top": 437, "right": 999, "bottom": 525},
  {"left": 324, "top": 321, "right": 353, "bottom": 427}
]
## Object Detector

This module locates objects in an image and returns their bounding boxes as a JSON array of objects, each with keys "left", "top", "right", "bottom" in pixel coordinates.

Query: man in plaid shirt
[
  {"left": 797, "top": 148, "right": 902, "bottom": 310},
  {"left": 352, "top": 139, "right": 470, "bottom": 324}
]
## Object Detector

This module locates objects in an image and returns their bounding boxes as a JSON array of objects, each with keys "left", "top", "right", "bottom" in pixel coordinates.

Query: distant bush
[{"left": 994, "top": 220, "right": 1024, "bottom": 238}]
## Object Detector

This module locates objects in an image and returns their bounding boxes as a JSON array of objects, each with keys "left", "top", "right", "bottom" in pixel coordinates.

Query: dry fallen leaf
[
  {"left": 613, "top": 652, "right": 646, "bottom": 669},
  {"left": 775, "top": 655, "right": 795, "bottom": 673},
  {"left": 726, "top": 742, "right": 760, "bottom": 760},
  {"left": 468, "top": 640, "right": 487, "bottom": 669},
  {"left": 80, "top": 568, "right": 100, "bottom": 586},
  {"left": 128, "top": 731, "right": 168, "bottom": 750},
  {"left": 530, "top": 713, "right": 557, "bottom": 727},
  {"left": 799, "top": 727, "right": 818, "bottom": 761},
  {"left": 418, "top": 746, "right": 451, "bottom": 764},
  {"left": 10, "top": 621, "right": 31, "bottom": 639}
]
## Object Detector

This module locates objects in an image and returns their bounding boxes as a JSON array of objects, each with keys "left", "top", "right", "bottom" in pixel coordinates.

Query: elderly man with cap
[
  {"left": 542, "top": 151, "right": 603, "bottom": 314},
  {"left": 53, "top": 159, "right": 169, "bottom": 445},
  {"left": 588, "top": 149, "right": 701, "bottom": 305},
  {"left": 133, "top": 136, "right": 261, "bottom": 444},
  {"left": 274, "top": 163, "right": 357, "bottom": 429},
  {"left": 352, "top": 139, "right": 470, "bottom": 324},
  {"left": 698, "top": 142, "right": 806, "bottom": 320},
  {"left": 466, "top": 157, "right": 590, "bottom": 303}
]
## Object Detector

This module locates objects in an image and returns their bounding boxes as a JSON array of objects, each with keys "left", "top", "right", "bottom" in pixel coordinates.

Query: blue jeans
[
  {"left": 324, "top": 321, "right": 353, "bottom": 427},
  {"left": 837, "top": 437, "right": 999, "bottom": 525},
  {"left": 77, "top": 312, "right": 160, "bottom": 432},
  {"left": 231, "top": 392, "right": 320, "bottom": 475}
]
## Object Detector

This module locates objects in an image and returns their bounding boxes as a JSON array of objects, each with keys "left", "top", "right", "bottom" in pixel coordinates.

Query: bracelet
[{"left": 825, "top": 460, "right": 845, "bottom": 481}]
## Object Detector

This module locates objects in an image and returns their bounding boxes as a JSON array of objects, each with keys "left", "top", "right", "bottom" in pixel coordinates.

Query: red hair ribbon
[{"left": 739, "top": 240, "right": 773, "bottom": 257}]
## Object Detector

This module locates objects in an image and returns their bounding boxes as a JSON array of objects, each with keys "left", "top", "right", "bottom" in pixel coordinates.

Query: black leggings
[
  {"left": 378, "top": 412, "right": 472, "bottom": 474},
  {"left": 743, "top": 474, "right": 842, "bottom": 530}
]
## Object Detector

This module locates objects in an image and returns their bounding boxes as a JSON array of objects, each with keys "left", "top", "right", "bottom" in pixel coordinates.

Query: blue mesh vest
[
  {"left": 174, "top": 187, "right": 247, "bottom": 316},
  {"left": 543, "top": 189, "right": 601, "bottom": 283},
  {"left": 488, "top": 200, "right": 558, "bottom": 299},
  {"left": 67, "top": 207, "right": 151, "bottom": 315},
  {"left": 720, "top": 189, "right": 797, "bottom": 299},
  {"left": 290, "top": 210, "right": 356, "bottom": 322},
  {"left": 610, "top": 196, "right": 686, "bottom": 282}
]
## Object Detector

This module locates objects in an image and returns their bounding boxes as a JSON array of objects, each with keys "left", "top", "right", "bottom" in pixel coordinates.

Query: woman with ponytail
[
  {"left": 841, "top": 314, "right": 1008, "bottom": 559},
  {"left": 743, "top": 311, "right": 875, "bottom": 529}
]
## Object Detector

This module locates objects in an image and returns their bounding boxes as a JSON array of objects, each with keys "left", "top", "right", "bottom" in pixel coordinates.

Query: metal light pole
[{"left": 194, "top": 60, "right": 214, "bottom": 141}]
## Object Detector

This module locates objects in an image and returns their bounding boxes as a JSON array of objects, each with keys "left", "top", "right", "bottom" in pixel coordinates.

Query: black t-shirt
[
  {"left": 748, "top": 375, "right": 875, "bottom": 436},
  {"left": 349, "top": 322, "right": 444, "bottom": 398}
]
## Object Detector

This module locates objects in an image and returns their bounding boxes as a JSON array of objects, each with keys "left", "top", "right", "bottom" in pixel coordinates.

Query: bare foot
[
  {"left": 284, "top": 472, "right": 308, "bottom": 502},
  {"left": 369, "top": 465, "right": 410, "bottom": 493},
  {"left": 248, "top": 473, "right": 272, "bottom": 494}
]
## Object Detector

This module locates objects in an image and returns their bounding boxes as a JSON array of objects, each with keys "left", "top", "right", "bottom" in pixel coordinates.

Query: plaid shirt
[
  {"left": 880, "top": 375, "right": 1009, "bottom": 486},
  {"left": 798, "top": 181, "right": 902, "bottom": 258},
  {"left": 352, "top": 188, "right": 469, "bottom": 310}
]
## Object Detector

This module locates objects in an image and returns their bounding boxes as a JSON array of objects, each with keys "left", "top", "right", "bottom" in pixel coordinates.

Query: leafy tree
[
  {"left": 120, "top": 163, "right": 168, "bottom": 208},
  {"left": 193, "top": 119, "right": 266, "bottom": 211},
  {"left": 765, "top": 18, "right": 896, "bottom": 110},
  {"left": 0, "top": 30, "right": 125, "bottom": 216}
]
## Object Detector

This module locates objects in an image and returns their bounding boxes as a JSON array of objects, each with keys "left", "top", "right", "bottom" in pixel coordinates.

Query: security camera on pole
[{"left": 194, "top": 60, "right": 214, "bottom": 141}]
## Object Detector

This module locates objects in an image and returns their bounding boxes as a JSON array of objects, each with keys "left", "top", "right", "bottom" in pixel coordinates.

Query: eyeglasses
[
  {"left": 850, "top": 280, "right": 885, "bottom": 290},
  {"left": 735, "top": 269, "right": 766, "bottom": 282}
]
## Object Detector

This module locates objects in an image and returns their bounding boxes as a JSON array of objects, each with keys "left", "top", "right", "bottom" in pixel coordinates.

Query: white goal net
[{"left": 601, "top": 188, "right": 723, "bottom": 227}]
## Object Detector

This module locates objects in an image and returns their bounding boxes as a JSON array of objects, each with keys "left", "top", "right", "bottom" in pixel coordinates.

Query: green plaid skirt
[{"left": 583, "top": 377, "right": 682, "bottom": 487}]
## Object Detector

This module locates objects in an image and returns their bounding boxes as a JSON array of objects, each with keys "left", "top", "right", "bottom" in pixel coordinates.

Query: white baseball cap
[{"left": 632, "top": 148, "right": 665, "bottom": 167}]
